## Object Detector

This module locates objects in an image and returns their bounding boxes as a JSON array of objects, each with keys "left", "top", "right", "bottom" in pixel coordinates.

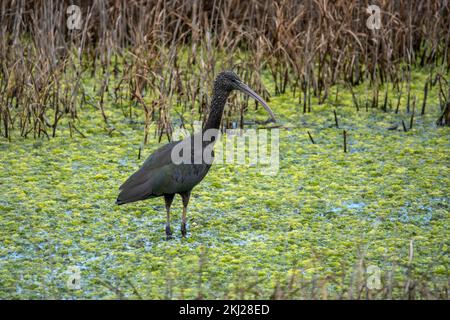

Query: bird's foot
[
  {"left": 181, "top": 222, "right": 187, "bottom": 237},
  {"left": 165, "top": 226, "right": 173, "bottom": 240}
]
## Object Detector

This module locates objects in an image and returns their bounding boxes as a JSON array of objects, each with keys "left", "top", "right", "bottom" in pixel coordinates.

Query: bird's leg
[
  {"left": 180, "top": 191, "right": 191, "bottom": 237},
  {"left": 164, "top": 194, "right": 175, "bottom": 240}
]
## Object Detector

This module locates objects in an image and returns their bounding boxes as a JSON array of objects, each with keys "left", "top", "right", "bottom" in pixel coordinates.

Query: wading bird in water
[{"left": 116, "top": 71, "right": 276, "bottom": 239}]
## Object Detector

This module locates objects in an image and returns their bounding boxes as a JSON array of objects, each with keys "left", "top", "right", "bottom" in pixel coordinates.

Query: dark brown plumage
[{"left": 116, "top": 71, "right": 276, "bottom": 239}]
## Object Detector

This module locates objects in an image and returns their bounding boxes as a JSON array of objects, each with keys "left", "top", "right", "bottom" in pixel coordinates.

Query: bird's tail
[
  {"left": 115, "top": 197, "right": 126, "bottom": 205},
  {"left": 116, "top": 182, "right": 156, "bottom": 205}
]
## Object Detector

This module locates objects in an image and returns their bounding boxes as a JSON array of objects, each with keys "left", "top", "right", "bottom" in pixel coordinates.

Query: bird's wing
[{"left": 118, "top": 141, "right": 178, "bottom": 192}]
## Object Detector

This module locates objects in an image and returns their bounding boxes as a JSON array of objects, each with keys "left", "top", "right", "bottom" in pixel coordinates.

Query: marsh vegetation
[{"left": 0, "top": 0, "right": 449, "bottom": 299}]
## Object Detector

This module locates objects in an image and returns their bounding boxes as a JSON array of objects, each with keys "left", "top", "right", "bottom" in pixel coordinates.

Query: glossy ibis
[{"left": 116, "top": 71, "right": 276, "bottom": 239}]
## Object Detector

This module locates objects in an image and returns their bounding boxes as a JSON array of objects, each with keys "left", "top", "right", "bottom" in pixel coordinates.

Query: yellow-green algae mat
[{"left": 0, "top": 79, "right": 449, "bottom": 299}]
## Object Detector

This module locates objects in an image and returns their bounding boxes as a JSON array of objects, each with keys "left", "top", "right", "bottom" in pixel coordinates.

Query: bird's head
[{"left": 215, "top": 71, "right": 276, "bottom": 122}]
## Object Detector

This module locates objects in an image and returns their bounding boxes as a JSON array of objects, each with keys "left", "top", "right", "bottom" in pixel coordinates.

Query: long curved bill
[{"left": 237, "top": 81, "right": 276, "bottom": 122}]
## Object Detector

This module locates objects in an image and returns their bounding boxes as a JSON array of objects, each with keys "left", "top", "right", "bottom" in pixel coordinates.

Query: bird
[{"left": 116, "top": 71, "right": 276, "bottom": 239}]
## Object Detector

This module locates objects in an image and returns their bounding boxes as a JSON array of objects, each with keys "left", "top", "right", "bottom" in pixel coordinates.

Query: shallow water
[{"left": 0, "top": 70, "right": 449, "bottom": 299}]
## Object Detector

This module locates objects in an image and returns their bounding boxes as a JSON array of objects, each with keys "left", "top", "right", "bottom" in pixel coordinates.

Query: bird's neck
[{"left": 203, "top": 88, "right": 231, "bottom": 131}]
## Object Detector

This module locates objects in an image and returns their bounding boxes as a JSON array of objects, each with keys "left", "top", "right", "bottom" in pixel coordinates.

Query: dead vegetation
[{"left": 0, "top": 0, "right": 449, "bottom": 140}]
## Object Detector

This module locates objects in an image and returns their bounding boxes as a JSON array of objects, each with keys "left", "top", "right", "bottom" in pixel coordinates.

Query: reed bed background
[{"left": 1, "top": 0, "right": 449, "bottom": 141}]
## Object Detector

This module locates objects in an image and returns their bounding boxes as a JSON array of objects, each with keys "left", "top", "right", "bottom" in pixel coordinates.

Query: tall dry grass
[{"left": 0, "top": 0, "right": 449, "bottom": 140}]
